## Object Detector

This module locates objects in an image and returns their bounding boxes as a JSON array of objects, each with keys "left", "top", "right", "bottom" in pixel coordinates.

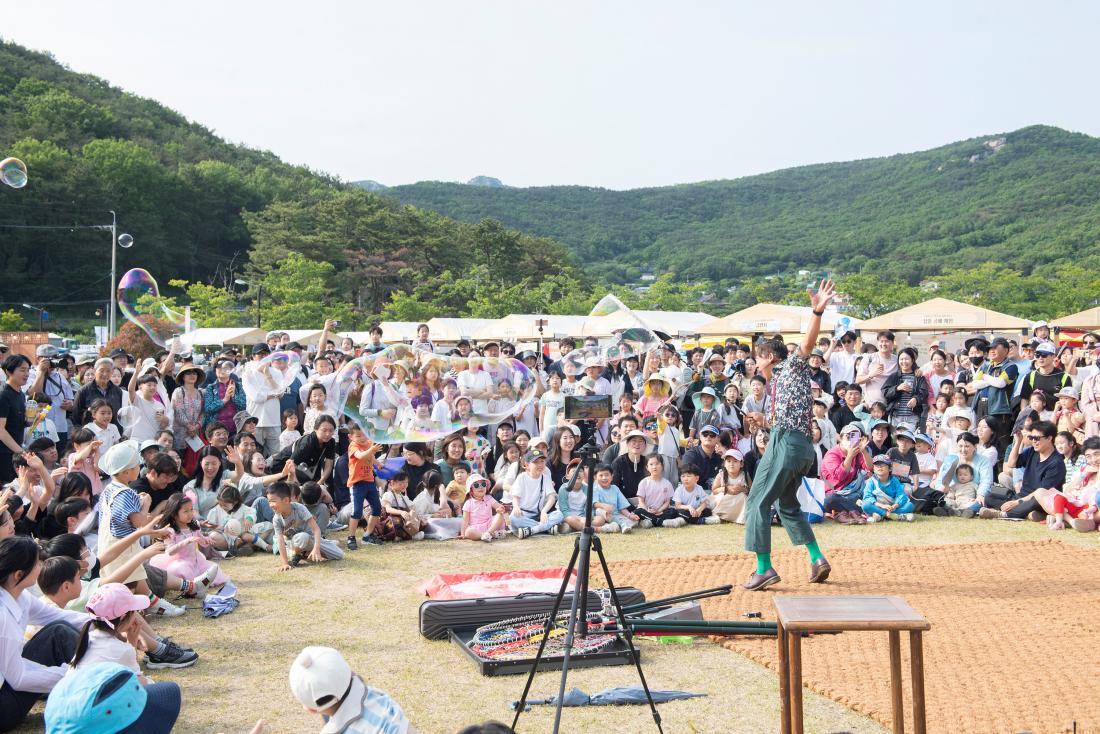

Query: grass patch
[{"left": 17, "top": 517, "right": 1091, "bottom": 733}]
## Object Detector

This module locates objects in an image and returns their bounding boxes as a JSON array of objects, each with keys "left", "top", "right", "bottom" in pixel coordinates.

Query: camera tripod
[{"left": 510, "top": 445, "right": 663, "bottom": 734}]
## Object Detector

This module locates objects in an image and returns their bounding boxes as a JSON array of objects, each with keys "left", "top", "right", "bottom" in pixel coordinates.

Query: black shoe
[
  {"left": 346, "top": 537, "right": 358, "bottom": 551},
  {"left": 159, "top": 637, "right": 193, "bottom": 653},
  {"left": 809, "top": 558, "right": 831, "bottom": 584},
  {"left": 363, "top": 535, "right": 383, "bottom": 546},
  {"left": 289, "top": 553, "right": 302, "bottom": 567},
  {"left": 932, "top": 507, "right": 950, "bottom": 517},
  {"left": 146, "top": 642, "right": 199, "bottom": 669},
  {"left": 742, "top": 568, "right": 781, "bottom": 591}
]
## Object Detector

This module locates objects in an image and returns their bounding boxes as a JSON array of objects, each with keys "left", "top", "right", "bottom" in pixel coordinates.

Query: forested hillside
[
  {"left": 387, "top": 126, "right": 1100, "bottom": 314},
  {"left": 0, "top": 40, "right": 608, "bottom": 331}
]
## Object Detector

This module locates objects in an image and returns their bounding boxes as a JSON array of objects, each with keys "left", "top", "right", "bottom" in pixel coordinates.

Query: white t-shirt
[
  {"left": 828, "top": 350, "right": 859, "bottom": 386},
  {"left": 68, "top": 628, "right": 140, "bottom": 676},
  {"left": 119, "top": 394, "right": 163, "bottom": 442},
  {"left": 243, "top": 362, "right": 282, "bottom": 428},
  {"left": 511, "top": 471, "right": 554, "bottom": 517},
  {"left": 457, "top": 369, "right": 494, "bottom": 414},
  {"left": 540, "top": 391, "right": 565, "bottom": 434},
  {"left": 85, "top": 421, "right": 121, "bottom": 454},
  {"left": 857, "top": 353, "right": 899, "bottom": 407}
]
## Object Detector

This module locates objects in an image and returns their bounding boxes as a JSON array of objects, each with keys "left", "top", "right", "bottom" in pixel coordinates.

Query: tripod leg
[
  {"left": 593, "top": 535, "right": 665, "bottom": 734},
  {"left": 511, "top": 539, "right": 580, "bottom": 732},
  {"left": 552, "top": 533, "right": 592, "bottom": 734}
]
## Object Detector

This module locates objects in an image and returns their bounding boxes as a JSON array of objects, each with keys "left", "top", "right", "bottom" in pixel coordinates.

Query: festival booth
[
  {"left": 472, "top": 314, "right": 589, "bottom": 342},
  {"left": 580, "top": 310, "right": 713, "bottom": 339},
  {"left": 1054, "top": 306, "right": 1100, "bottom": 332},
  {"left": 696, "top": 304, "right": 861, "bottom": 340},
  {"left": 177, "top": 327, "right": 265, "bottom": 348},
  {"left": 279, "top": 329, "right": 323, "bottom": 346},
  {"left": 426, "top": 317, "right": 496, "bottom": 344},
  {"left": 858, "top": 298, "right": 1031, "bottom": 350}
]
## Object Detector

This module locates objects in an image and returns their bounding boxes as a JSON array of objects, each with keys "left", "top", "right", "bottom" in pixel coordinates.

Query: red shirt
[{"left": 348, "top": 439, "right": 377, "bottom": 484}]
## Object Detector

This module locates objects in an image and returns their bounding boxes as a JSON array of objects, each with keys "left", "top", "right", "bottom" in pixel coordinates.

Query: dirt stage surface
[{"left": 604, "top": 539, "right": 1098, "bottom": 734}]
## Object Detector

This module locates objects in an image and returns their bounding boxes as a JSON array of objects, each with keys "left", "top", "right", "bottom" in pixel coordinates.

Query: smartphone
[{"left": 848, "top": 431, "right": 862, "bottom": 444}]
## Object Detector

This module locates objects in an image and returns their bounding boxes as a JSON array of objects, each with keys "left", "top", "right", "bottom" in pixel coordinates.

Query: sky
[{"left": 5, "top": 1, "right": 1100, "bottom": 189}]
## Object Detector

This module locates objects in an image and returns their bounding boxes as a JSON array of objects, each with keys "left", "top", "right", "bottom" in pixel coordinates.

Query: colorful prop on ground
[
  {"left": 332, "top": 344, "right": 538, "bottom": 444},
  {"left": 0, "top": 157, "right": 27, "bottom": 188},
  {"left": 419, "top": 568, "right": 576, "bottom": 600},
  {"left": 243, "top": 351, "right": 302, "bottom": 398},
  {"left": 468, "top": 611, "right": 618, "bottom": 661},
  {"left": 116, "top": 268, "right": 189, "bottom": 348}
]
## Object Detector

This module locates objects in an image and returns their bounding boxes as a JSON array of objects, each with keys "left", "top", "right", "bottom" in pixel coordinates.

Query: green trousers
[{"left": 744, "top": 428, "right": 817, "bottom": 554}]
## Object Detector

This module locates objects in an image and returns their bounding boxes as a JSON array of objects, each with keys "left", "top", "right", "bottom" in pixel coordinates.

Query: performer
[{"left": 741, "top": 279, "right": 836, "bottom": 591}]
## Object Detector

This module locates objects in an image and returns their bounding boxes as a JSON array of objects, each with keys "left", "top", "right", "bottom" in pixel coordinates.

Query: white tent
[
  {"left": 858, "top": 298, "right": 1031, "bottom": 332},
  {"left": 377, "top": 321, "right": 421, "bottom": 342},
  {"left": 280, "top": 329, "right": 323, "bottom": 346},
  {"left": 472, "top": 314, "right": 589, "bottom": 341},
  {"left": 582, "top": 310, "right": 714, "bottom": 337},
  {"left": 426, "top": 317, "right": 495, "bottom": 342},
  {"left": 697, "top": 304, "right": 861, "bottom": 337},
  {"left": 178, "top": 327, "right": 265, "bottom": 347}
]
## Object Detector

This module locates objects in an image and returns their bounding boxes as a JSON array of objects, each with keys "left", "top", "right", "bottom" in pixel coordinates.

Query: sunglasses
[
  {"left": 1026, "top": 434, "right": 1043, "bottom": 442},
  {"left": 472, "top": 481, "right": 490, "bottom": 490}
]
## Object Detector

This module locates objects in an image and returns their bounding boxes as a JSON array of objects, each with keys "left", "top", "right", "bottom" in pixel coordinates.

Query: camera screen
[{"left": 564, "top": 394, "right": 612, "bottom": 421}]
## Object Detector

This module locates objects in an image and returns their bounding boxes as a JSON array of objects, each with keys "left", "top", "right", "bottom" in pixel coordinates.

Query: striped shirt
[{"left": 103, "top": 481, "right": 141, "bottom": 538}]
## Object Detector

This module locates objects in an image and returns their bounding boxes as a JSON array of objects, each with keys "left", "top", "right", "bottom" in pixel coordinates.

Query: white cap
[
  {"left": 289, "top": 646, "right": 352, "bottom": 709},
  {"left": 98, "top": 441, "right": 140, "bottom": 476},
  {"left": 466, "top": 473, "right": 489, "bottom": 489}
]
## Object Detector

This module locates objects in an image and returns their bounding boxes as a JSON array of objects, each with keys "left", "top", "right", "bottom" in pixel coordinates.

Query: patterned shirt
[{"left": 769, "top": 353, "right": 814, "bottom": 437}]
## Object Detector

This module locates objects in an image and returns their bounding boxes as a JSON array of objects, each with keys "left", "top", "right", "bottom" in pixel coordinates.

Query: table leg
[
  {"left": 889, "top": 630, "right": 904, "bottom": 734},
  {"left": 778, "top": 621, "right": 791, "bottom": 734},
  {"left": 910, "top": 631, "right": 926, "bottom": 734},
  {"left": 789, "top": 631, "right": 803, "bottom": 734}
]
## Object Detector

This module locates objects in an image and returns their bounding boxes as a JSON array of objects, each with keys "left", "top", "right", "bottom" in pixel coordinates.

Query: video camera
[{"left": 564, "top": 395, "right": 611, "bottom": 453}]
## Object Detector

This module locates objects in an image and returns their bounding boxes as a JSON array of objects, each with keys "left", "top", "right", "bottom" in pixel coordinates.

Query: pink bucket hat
[{"left": 85, "top": 582, "right": 150, "bottom": 627}]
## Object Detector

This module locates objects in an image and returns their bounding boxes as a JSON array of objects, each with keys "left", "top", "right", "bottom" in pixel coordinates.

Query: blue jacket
[{"left": 862, "top": 475, "right": 908, "bottom": 507}]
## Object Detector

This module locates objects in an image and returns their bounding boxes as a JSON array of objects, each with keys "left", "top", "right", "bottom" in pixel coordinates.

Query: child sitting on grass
[
  {"left": 861, "top": 454, "right": 915, "bottom": 522},
  {"left": 446, "top": 462, "right": 471, "bottom": 505},
  {"left": 509, "top": 448, "right": 563, "bottom": 539},
  {"left": 378, "top": 472, "right": 423, "bottom": 541},
  {"left": 934, "top": 463, "right": 978, "bottom": 518},
  {"left": 710, "top": 449, "right": 749, "bottom": 524},
  {"left": 558, "top": 461, "right": 606, "bottom": 532},
  {"left": 204, "top": 485, "right": 264, "bottom": 554},
  {"left": 69, "top": 583, "right": 156, "bottom": 684},
  {"left": 672, "top": 464, "right": 719, "bottom": 525},
  {"left": 634, "top": 453, "right": 681, "bottom": 528},
  {"left": 287, "top": 646, "right": 415, "bottom": 734},
  {"left": 592, "top": 463, "right": 640, "bottom": 534},
  {"left": 149, "top": 493, "right": 229, "bottom": 592},
  {"left": 267, "top": 481, "right": 344, "bottom": 570},
  {"left": 461, "top": 473, "right": 509, "bottom": 542}
]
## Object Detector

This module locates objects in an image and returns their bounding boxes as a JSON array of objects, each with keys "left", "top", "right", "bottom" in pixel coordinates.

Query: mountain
[
  {"left": 466, "top": 175, "right": 505, "bottom": 187},
  {"left": 352, "top": 179, "right": 386, "bottom": 191},
  {"left": 385, "top": 126, "right": 1100, "bottom": 289},
  {"left": 0, "top": 40, "right": 578, "bottom": 327}
]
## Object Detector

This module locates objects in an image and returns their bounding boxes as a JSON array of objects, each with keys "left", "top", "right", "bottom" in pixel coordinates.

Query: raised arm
[{"left": 800, "top": 279, "right": 836, "bottom": 360}]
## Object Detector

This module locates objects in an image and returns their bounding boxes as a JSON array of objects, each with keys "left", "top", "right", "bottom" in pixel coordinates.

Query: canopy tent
[
  {"left": 697, "top": 304, "right": 860, "bottom": 337},
  {"left": 426, "top": 317, "right": 496, "bottom": 342},
  {"left": 858, "top": 298, "right": 1031, "bottom": 332},
  {"left": 178, "top": 327, "right": 265, "bottom": 347},
  {"left": 280, "top": 329, "right": 323, "bottom": 346},
  {"left": 581, "top": 310, "right": 714, "bottom": 338},
  {"left": 471, "top": 314, "right": 588, "bottom": 341},
  {"left": 377, "top": 321, "right": 422, "bottom": 342},
  {"left": 1053, "top": 307, "right": 1100, "bottom": 331}
]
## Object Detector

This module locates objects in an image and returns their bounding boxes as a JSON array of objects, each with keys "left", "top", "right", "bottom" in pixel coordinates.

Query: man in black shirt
[
  {"left": 0, "top": 354, "right": 31, "bottom": 483},
  {"left": 72, "top": 358, "right": 125, "bottom": 430},
  {"left": 682, "top": 425, "right": 723, "bottom": 488},
  {"left": 129, "top": 452, "right": 181, "bottom": 515},
  {"left": 980, "top": 420, "right": 1065, "bottom": 521},
  {"left": 1019, "top": 342, "right": 1070, "bottom": 409},
  {"left": 830, "top": 384, "right": 864, "bottom": 434}
]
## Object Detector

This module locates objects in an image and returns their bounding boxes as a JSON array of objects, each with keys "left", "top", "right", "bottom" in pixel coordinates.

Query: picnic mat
[{"left": 603, "top": 540, "right": 1098, "bottom": 734}]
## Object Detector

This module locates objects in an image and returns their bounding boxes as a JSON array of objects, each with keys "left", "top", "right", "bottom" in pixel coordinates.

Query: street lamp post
[
  {"left": 234, "top": 279, "right": 262, "bottom": 329},
  {"left": 21, "top": 303, "right": 44, "bottom": 332}
]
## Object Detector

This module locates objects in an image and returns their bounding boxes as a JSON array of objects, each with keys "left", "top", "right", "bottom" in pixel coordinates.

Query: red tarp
[{"left": 418, "top": 568, "right": 576, "bottom": 600}]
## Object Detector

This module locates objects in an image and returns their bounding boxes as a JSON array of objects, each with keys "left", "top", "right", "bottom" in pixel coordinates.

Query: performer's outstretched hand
[{"left": 811, "top": 279, "right": 836, "bottom": 312}]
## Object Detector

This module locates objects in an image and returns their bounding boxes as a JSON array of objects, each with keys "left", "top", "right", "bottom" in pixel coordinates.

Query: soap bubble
[
  {"left": 559, "top": 326, "right": 664, "bottom": 382},
  {"left": 116, "top": 268, "right": 189, "bottom": 347},
  {"left": 833, "top": 315, "right": 853, "bottom": 340},
  {"left": 0, "top": 157, "right": 28, "bottom": 189},
  {"left": 243, "top": 350, "right": 302, "bottom": 399},
  {"left": 589, "top": 293, "right": 633, "bottom": 319},
  {"left": 332, "top": 345, "right": 538, "bottom": 444}
]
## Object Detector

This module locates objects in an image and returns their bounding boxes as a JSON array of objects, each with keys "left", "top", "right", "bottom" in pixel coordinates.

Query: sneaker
[
  {"left": 978, "top": 507, "right": 1003, "bottom": 520},
  {"left": 480, "top": 531, "right": 494, "bottom": 542},
  {"left": 253, "top": 537, "right": 270, "bottom": 552},
  {"left": 664, "top": 517, "right": 687, "bottom": 528},
  {"left": 149, "top": 596, "right": 186, "bottom": 617},
  {"left": 601, "top": 522, "right": 620, "bottom": 533},
  {"left": 346, "top": 537, "right": 358, "bottom": 551},
  {"left": 1028, "top": 510, "right": 1046, "bottom": 522},
  {"left": 549, "top": 524, "right": 560, "bottom": 535},
  {"left": 363, "top": 535, "right": 383, "bottom": 546},
  {"left": 620, "top": 523, "right": 632, "bottom": 534},
  {"left": 159, "top": 637, "right": 193, "bottom": 653},
  {"left": 493, "top": 529, "right": 510, "bottom": 539},
  {"left": 327, "top": 519, "right": 348, "bottom": 532},
  {"left": 1070, "top": 516, "right": 1097, "bottom": 532},
  {"left": 703, "top": 516, "right": 721, "bottom": 525},
  {"left": 897, "top": 513, "right": 915, "bottom": 522},
  {"left": 145, "top": 642, "right": 199, "bottom": 670},
  {"left": 412, "top": 531, "right": 425, "bottom": 541},
  {"left": 932, "top": 507, "right": 950, "bottom": 517},
  {"left": 289, "top": 553, "right": 302, "bottom": 567},
  {"left": 557, "top": 522, "right": 573, "bottom": 534},
  {"left": 192, "top": 564, "right": 221, "bottom": 597},
  {"left": 959, "top": 509, "right": 976, "bottom": 519},
  {"left": 865, "top": 514, "right": 881, "bottom": 523},
  {"left": 514, "top": 527, "right": 532, "bottom": 539},
  {"left": 639, "top": 519, "right": 653, "bottom": 529}
]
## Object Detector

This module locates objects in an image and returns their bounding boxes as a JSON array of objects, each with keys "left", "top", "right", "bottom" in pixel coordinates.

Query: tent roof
[
  {"left": 1053, "top": 307, "right": 1100, "bottom": 330},
  {"left": 471, "top": 314, "right": 589, "bottom": 341},
  {"left": 178, "top": 327, "right": 265, "bottom": 347},
  {"left": 858, "top": 298, "right": 1031, "bottom": 332},
  {"left": 280, "top": 329, "right": 323, "bottom": 345},
  {"left": 581, "top": 310, "right": 713, "bottom": 337},
  {"left": 697, "top": 304, "right": 860, "bottom": 336},
  {"left": 377, "top": 322, "right": 421, "bottom": 342},
  {"left": 425, "top": 317, "right": 495, "bottom": 342}
]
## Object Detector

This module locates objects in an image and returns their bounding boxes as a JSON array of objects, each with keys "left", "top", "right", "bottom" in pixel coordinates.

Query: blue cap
[
  {"left": 700, "top": 425, "right": 720, "bottom": 436},
  {"left": 45, "top": 663, "right": 181, "bottom": 734},
  {"left": 914, "top": 433, "right": 933, "bottom": 445}
]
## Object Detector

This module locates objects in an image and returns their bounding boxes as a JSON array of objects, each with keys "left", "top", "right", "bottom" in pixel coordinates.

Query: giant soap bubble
[
  {"left": 242, "top": 350, "right": 303, "bottom": 399},
  {"left": 0, "top": 157, "right": 28, "bottom": 189},
  {"left": 332, "top": 344, "right": 538, "bottom": 444},
  {"left": 117, "top": 268, "right": 189, "bottom": 347}
]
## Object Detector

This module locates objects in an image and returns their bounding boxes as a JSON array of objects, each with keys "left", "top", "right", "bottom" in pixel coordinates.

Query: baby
[{"left": 941, "top": 463, "right": 978, "bottom": 518}]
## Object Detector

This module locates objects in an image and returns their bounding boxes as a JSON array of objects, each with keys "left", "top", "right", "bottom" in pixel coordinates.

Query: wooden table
[{"left": 773, "top": 595, "right": 931, "bottom": 734}]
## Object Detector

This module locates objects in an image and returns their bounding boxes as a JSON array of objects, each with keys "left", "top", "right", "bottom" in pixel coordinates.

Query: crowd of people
[{"left": 0, "top": 314, "right": 1097, "bottom": 732}]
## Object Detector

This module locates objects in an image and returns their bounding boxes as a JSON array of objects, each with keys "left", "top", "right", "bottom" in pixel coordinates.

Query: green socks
[
  {"left": 755, "top": 553, "right": 771, "bottom": 574},
  {"left": 806, "top": 541, "right": 824, "bottom": 564}
]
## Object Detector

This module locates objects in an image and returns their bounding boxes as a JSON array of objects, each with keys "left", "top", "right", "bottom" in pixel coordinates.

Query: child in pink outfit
[
  {"left": 460, "top": 473, "right": 507, "bottom": 542},
  {"left": 148, "top": 493, "right": 228, "bottom": 591}
]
